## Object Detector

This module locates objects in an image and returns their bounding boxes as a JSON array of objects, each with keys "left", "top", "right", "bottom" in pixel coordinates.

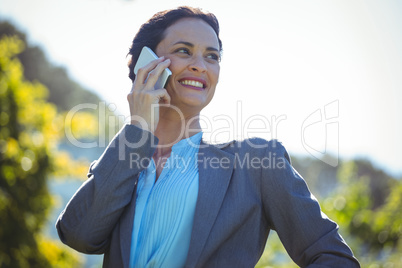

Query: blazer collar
[{"left": 185, "top": 140, "right": 235, "bottom": 267}]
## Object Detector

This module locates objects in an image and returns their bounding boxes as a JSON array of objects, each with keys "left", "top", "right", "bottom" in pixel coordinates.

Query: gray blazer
[{"left": 56, "top": 125, "right": 360, "bottom": 267}]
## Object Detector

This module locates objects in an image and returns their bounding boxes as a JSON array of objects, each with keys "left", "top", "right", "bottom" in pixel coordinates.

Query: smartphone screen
[{"left": 134, "top": 46, "right": 172, "bottom": 89}]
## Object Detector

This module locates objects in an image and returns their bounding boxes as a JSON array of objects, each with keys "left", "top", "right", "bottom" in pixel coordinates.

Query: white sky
[{"left": 1, "top": 0, "right": 401, "bottom": 176}]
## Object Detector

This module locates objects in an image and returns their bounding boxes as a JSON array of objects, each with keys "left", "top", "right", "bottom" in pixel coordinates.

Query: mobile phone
[{"left": 134, "top": 46, "right": 172, "bottom": 89}]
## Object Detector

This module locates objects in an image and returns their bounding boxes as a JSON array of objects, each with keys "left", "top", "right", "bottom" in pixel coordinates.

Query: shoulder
[
  {"left": 201, "top": 137, "right": 292, "bottom": 171},
  {"left": 202, "top": 137, "right": 290, "bottom": 162}
]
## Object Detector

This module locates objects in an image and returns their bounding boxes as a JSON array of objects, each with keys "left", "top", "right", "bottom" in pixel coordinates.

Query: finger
[
  {"left": 154, "top": 88, "right": 171, "bottom": 104},
  {"left": 143, "top": 59, "right": 171, "bottom": 90},
  {"left": 135, "top": 57, "right": 165, "bottom": 86},
  {"left": 144, "top": 88, "right": 170, "bottom": 104},
  {"left": 127, "top": 88, "right": 170, "bottom": 108},
  {"left": 129, "top": 81, "right": 137, "bottom": 94}
]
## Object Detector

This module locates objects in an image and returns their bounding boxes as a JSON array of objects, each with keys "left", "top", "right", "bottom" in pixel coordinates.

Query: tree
[
  {"left": 322, "top": 160, "right": 402, "bottom": 267},
  {"left": 0, "top": 35, "right": 82, "bottom": 267},
  {"left": 0, "top": 20, "right": 102, "bottom": 111}
]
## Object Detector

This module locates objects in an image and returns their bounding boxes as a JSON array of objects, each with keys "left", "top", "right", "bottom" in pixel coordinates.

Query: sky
[{"left": 1, "top": 0, "right": 401, "bottom": 176}]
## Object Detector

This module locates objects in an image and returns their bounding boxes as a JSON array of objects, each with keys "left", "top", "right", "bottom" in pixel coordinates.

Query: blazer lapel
[{"left": 185, "top": 141, "right": 235, "bottom": 267}]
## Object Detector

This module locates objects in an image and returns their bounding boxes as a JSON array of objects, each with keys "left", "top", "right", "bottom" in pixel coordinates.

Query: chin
[
  {"left": 172, "top": 97, "right": 209, "bottom": 112},
  {"left": 174, "top": 91, "right": 206, "bottom": 104}
]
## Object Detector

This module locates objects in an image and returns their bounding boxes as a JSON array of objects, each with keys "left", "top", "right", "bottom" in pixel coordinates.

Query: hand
[{"left": 127, "top": 57, "right": 171, "bottom": 134}]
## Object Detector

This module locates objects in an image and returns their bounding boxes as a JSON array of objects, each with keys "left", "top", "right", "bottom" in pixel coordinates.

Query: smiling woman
[
  {"left": 154, "top": 17, "right": 220, "bottom": 113},
  {"left": 56, "top": 6, "right": 360, "bottom": 268}
]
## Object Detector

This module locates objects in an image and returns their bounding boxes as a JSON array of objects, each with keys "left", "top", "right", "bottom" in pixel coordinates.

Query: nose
[{"left": 188, "top": 54, "right": 207, "bottom": 73}]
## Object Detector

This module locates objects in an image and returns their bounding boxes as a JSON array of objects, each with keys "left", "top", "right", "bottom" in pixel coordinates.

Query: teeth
[{"left": 180, "top": 80, "right": 204, "bottom": 88}]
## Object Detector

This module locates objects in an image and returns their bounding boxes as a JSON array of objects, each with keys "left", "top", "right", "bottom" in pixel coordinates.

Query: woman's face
[{"left": 156, "top": 18, "right": 220, "bottom": 113}]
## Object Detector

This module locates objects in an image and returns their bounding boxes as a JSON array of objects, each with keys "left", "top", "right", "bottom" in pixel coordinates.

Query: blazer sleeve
[
  {"left": 55, "top": 124, "right": 158, "bottom": 254},
  {"left": 261, "top": 141, "right": 360, "bottom": 267}
]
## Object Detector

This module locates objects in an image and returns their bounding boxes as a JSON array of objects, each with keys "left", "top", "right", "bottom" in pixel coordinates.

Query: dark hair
[{"left": 127, "top": 6, "right": 222, "bottom": 82}]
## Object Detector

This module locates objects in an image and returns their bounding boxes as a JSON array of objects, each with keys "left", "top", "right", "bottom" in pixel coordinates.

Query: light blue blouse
[{"left": 129, "top": 132, "right": 203, "bottom": 268}]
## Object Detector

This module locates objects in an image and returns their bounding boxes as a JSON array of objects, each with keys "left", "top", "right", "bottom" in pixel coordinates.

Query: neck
[{"left": 153, "top": 107, "right": 202, "bottom": 157}]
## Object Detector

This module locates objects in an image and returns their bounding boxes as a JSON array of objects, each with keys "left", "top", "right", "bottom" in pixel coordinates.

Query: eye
[
  {"left": 206, "top": 53, "right": 220, "bottom": 62},
  {"left": 175, "top": 48, "right": 190, "bottom": 55}
]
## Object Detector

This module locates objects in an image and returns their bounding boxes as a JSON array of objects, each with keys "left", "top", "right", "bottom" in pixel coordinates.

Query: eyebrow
[{"left": 173, "top": 41, "right": 219, "bottom": 52}]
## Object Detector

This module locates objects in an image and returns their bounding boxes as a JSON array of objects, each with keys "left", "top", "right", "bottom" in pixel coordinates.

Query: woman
[{"left": 56, "top": 6, "right": 360, "bottom": 268}]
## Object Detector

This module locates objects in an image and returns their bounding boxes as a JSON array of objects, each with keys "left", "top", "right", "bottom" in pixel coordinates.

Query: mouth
[{"left": 178, "top": 78, "right": 207, "bottom": 90}]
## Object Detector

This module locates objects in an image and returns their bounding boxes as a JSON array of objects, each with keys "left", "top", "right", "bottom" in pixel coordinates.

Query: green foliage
[
  {"left": 322, "top": 160, "right": 402, "bottom": 267},
  {"left": 256, "top": 157, "right": 402, "bottom": 267},
  {"left": 0, "top": 20, "right": 101, "bottom": 111},
  {"left": 0, "top": 21, "right": 119, "bottom": 267},
  {"left": 0, "top": 36, "right": 82, "bottom": 267},
  {"left": 291, "top": 155, "right": 339, "bottom": 199},
  {"left": 256, "top": 231, "right": 296, "bottom": 268},
  {"left": 1, "top": 19, "right": 122, "bottom": 162}
]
